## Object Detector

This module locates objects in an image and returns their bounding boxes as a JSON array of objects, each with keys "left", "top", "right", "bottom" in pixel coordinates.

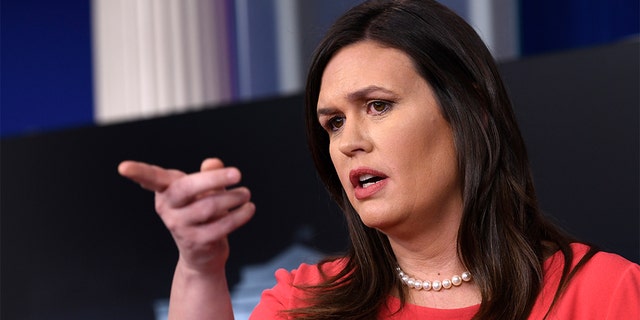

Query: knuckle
[
  {"left": 164, "top": 217, "right": 178, "bottom": 232},
  {"left": 163, "top": 185, "right": 181, "bottom": 203},
  {"left": 193, "top": 199, "right": 221, "bottom": 224},
  {"left": 165, "top": 180, "right": 192, "bottom": 207},
  {"left": 206, "top": 198, "right": 220, "bottom": 215}
]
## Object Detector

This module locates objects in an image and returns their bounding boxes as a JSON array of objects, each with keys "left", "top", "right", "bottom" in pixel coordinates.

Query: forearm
[{"left": 167, "top": 260, "right": 234, "bottom": 320}]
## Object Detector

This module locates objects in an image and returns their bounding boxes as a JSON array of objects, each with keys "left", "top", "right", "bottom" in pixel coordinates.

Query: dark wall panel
[{"left": 500, "top": 39, "right": 639, "bottom": 261}]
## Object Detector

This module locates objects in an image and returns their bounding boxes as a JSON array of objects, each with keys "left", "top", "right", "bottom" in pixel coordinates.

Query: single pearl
[
  {"left": 432, "top": 280, "right": 442, "bottom": 291},
  {"left": 451, "top": 275, "right": 462, "bottom": 286},
  {"left": 407, "top": 278, "right": 415, "bottom": 288},
  {"left": 422, "top": 280, "right": 432, "bottom": 291},
  {"left": 461, "top": 271, "right": 472, "bottom": 282},
  {"left": 442, "top": 279, "right": 452, "bottom": 289},
  {"left": 414, "top": 280, "right": 423, "bottom": 290},
  {"left": 402, "top": 274, "right": 409, "bottom": 283}
]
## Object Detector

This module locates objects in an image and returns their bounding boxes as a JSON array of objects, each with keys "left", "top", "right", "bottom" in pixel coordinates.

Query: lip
[{"left": 349, "top": 167, "right": 389, "bottom": 200}]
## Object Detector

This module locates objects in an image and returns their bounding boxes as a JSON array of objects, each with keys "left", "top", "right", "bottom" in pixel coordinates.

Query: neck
[
  {"left": 379, "top": 195, "right": 482, "bottom": 308},
  {"left": 389, "top": 234, "right": 464, "bottom": 280},
  {"left": 388, "top": 232, "right": 481, "bottom": 309},
  {"left": 386, "top": 206, "right": 465, "bottom": 278}
]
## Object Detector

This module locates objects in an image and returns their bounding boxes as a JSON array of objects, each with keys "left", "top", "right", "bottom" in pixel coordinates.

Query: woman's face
[{"left": 317, "top": 41, "right": 463, "bottom": 238}]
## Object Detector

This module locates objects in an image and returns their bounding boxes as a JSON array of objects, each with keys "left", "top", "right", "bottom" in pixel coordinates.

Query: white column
[
  {"left": 468, "top": 0, "right": 519, "bottom": 61},
  {"left": 92, "top": 0, "right": 233, "bottom": 125},
  {"left": 234, "top": 0, "right": 252, "bottom": 99},
  {"left": 275, "top": 0, "right": 302, "bottom": 95}
]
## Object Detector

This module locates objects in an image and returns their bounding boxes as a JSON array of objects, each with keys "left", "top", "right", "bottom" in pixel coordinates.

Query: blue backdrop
[
  {"left": 1, "top": 0, "right": 94, "bottom": 137},
  {"left": 521, "top": 0, "right": 639, "bottom": 55}
]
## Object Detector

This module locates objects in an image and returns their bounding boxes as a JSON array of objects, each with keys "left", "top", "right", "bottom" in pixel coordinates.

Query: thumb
[{"left": 201, "top": 158, "right": 225, "bottom": 172}]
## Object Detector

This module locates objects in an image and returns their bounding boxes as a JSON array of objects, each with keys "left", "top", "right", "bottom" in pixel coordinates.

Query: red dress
[{"left": 251, "top": 243, "right": 640, "bottom": 319}]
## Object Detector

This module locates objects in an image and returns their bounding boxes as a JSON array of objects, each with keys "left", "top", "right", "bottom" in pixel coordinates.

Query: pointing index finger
[{"left": 118, "top": 160, "right": 184, "bottom": 192}]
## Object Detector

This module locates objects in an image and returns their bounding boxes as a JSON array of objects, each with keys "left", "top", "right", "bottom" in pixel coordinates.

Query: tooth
[
  {"left": 359, "top": 174, "right": 375, "bottom": 182},
  {"left": 362, "top": 181, "right": 377, "bottom": 188}
]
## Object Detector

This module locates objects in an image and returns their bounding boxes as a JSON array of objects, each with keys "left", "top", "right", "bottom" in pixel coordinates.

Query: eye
[
  {"left": 367, "top": 100, "right": 391, "bottom": 114},
  {"left": 326, "top": 116, "right": 345, "bottom": 131}
]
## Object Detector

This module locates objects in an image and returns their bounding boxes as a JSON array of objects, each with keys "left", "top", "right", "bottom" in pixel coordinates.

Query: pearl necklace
[{"left": 396, "top": 266, "right": 472, "bottom": 291}]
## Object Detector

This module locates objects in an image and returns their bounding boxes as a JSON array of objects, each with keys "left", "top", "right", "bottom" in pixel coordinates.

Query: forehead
[{"left": 317, "top": 41, "right": 422, "bottom": 107}]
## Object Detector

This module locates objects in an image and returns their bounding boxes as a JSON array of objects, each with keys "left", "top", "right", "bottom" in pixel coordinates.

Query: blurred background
[
  {"left": 2, "top": 0, "right": 638, "bottom": 137},
  {"left": 1, "top": 1, "right": 639, "bottom": 320}
]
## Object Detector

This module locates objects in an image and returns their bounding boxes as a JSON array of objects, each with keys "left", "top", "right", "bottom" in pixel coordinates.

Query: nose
[{"left": 337, "top": 117, "right": 372, "bottom": 157}]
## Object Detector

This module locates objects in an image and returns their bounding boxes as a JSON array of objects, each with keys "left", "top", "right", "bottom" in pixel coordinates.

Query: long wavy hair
[{"left": 292, "top": 0, "right": 597, "bottom": 319}]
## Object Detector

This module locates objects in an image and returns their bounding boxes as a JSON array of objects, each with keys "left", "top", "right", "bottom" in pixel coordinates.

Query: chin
[{"left": 357, "top": 212, "right": 397, "bottom": 232}]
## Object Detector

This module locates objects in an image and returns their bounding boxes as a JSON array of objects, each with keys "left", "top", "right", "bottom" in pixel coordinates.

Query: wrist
[
  {"left": 175, "top": 256, "right": 227, "bottom": 282},
  {"left": 168, "top": 259, "right": 234, "bottom": 320}
]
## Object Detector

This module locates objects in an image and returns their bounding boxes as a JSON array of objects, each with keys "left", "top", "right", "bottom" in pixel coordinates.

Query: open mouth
[
  {"left": 350, "top": 169, "right": 389, "bottom": 200},
  {"left": 358, "top": 174, "right": 384, "bottom": 188},
  {"left": 350, "top": 169, "right": 388, "bottom": 189}
]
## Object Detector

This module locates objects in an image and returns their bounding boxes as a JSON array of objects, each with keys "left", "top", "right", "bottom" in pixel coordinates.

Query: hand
[{"left": 118, "top": 158, "right": 255, "bottom": 274}]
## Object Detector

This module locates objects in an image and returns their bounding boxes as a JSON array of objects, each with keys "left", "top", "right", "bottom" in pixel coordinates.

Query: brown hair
[{"left": 293, "top": 0, "right": 596, "bottom": 319}]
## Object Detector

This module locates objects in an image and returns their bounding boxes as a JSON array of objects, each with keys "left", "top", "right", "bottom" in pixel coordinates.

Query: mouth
[
  {"left": 349, "top": 169, "right": 388, "bottom": 189},
  {"left": 358, "top": 174, "right": 385, "bottom": 188},
  {"left": 349, "top": 168, "right": 389, "bottom": 200}
]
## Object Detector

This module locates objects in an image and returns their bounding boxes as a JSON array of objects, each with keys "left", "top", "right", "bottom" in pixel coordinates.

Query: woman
[{"left": 119, "top": 0, "right": 640, "bottom": 319}]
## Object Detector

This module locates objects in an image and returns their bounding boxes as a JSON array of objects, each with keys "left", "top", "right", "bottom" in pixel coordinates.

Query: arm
[{"left": 119, "top": 158, "right": 255, "bottom": 320}]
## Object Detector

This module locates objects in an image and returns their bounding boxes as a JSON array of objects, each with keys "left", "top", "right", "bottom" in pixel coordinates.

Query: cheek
[
  {"left": 375, "top": 125, "right": 418, "bottom": 168},
  {"left": 393, "top": 121, "right": 452, "bottom": 181}
]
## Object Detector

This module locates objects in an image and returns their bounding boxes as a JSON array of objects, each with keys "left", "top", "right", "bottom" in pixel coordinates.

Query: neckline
[{"left": 384, "top": 295, "right": 480, "bottom": 318}]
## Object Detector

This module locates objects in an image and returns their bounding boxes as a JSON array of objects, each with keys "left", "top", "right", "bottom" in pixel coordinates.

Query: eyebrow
[
  {"left": 317, "top": 85, "right": 397, "bottom": 117},
  {"left": 347, "top": 85, "right": 396, "bottom": 101}
]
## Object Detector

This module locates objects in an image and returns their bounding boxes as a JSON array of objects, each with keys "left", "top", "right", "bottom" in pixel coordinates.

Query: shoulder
[
  {"left": 543, "top": 243, "right": 638, "bottom": 276},
  {"left": 569, "top": 243, "right": 640, "bottom": 301},
  {"left": 533, "top": 243, "right": 640, "bottom": 319},
  {"left": 581, "top": 244, "right": 639, "bottom": 276},
  {"left": 560, "top": 243, "right": 639, "bottom": 282}
]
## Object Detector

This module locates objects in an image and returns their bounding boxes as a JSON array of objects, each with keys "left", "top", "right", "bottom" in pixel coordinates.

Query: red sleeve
[
  {"left": 249, "top": 268, "right": 296, "bottom": 320},
  {"left": 249, "top": 260, "right": 345, "bottom": 319}
]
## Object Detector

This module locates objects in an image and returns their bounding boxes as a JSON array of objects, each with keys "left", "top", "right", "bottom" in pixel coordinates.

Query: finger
[
  {"left": 188, "top": 201, "right": 256, "bottom": 244},
  {"left": 118, "top": 160, "right": 184, "bottom": 192},
  {"left": 167, "top": 187, "right": 252, "bottom": 225},
  {"left": 206, "top": 201, "right": 256, "bottom": 237},
  {"left": 163, "top": 167, "right": 242, "bottom": 208},
  {"left": 199, "top": 158, "right": 227, "bottom": 195},
  {"left": 201, "top": 158, "right": 224, "bottom": 172}
]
